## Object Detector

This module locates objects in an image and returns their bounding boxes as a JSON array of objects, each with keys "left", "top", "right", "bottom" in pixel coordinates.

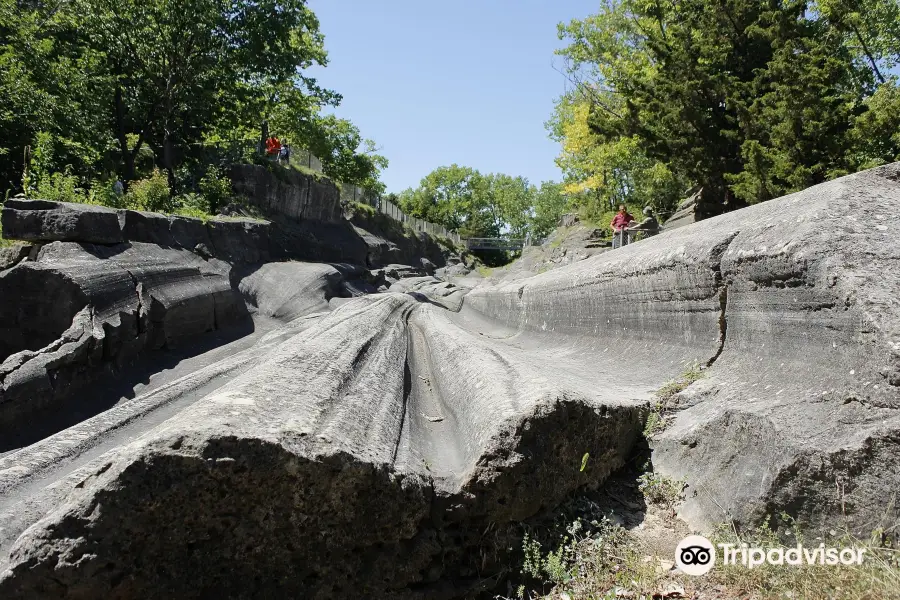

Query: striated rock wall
[
  {"left": 0, "top": 292, "right": 647, "bottom": 599},
  {"left": 466, "top": 163, "right": 900, "bottom": 536},
  {"left": 229, "top": 163, "right": 344, "bottom": 223},
  {"left": 2, "top": 199, "right": 368, "bottom": 266},
  {"left": 0, "top": 242, "right": 245, "bottom": 433}
]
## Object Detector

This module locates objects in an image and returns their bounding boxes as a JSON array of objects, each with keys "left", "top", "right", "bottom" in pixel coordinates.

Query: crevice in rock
[
  {"left": 705, "top": 231, "right": 739, "bottom": 368},
  {"left": 393, "top": 336, "right": 414, "bottom": 466}
]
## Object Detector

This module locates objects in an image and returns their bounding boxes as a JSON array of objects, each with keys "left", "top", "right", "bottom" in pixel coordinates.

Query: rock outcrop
[
  {"left": 467, "top": 163, "right": 900, "bottom": 536},
  {"left": 0, "top": 293, "right": 647, "bottom": 599},
  {"left": 229, "top": 163, "right": 344, "bottom": 223},
  {"left": 2, "top": 199, "right": 369, "bottom": 266},
  {"left": 1, "top": 163, "right": 898, "bottom": 599},
  {"left": 0, "top": 242, "right": 245, "bottom": 433}
]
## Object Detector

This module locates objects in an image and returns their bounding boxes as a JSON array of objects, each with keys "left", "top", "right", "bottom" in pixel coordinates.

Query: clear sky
[{"left": 305, "top": 0, "right": 598, "bottom": 194}]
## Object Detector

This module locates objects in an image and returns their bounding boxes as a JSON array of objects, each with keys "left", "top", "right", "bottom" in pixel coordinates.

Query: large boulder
[
  {"left": 236, "top": 262, "right": 344, "bottom": 321},
  {"left": 1, "top": 199, "right": 124, "bottom": 244}
]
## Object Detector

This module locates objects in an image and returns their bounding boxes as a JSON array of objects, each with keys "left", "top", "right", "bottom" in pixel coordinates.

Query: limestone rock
[
  {"left": 1, "top": 199, "right": 124, "bottom": 244},
  {"left": 0, "top": 242, "right": 245, "bottom": 434},
  {"left": 0, "top": 294, "right": 646, "bottom": 599},
  {"left": 468, "top": 162, "right": 900, "bottom": 536}
]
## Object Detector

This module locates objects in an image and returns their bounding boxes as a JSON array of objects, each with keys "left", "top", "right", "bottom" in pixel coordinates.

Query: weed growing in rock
[
  {"left": 644, "top": 364, "right": 706, "bottom": 438},
  {"left": 637, "top": 471, "right": 685, "bottom": 510},
  {"left": 511, "top": 500, "right": 900, "bottom": 600},
  {"left": 711, "top": 515, "right": 900, "bottom": 599}
]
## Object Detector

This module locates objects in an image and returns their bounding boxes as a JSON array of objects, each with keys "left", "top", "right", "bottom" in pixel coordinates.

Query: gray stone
[
  {"left": 467, "top": 162, "right": 900, "bottom": 537},
  {"left": 0, "top": 242, "right": 245, "bottom": 434},
  {"left": 229, "top": 163, "right": 343, "bottom": 223},
  {"left": 1, "top": 199, "right": 124, "bottom": 244},
  {"left": 169, "top": 215, "right": 213, "bottom": 252},
  {"left": 206, "top": 218, "right": 271, "bottom": 264},
  {"left": 121, "top": 210, "right": 177, "bottom": 246},
  {"left": 0, "top": 293, "right": 645, "bottom": 598},
  {"left": 0, "top": 244, "right": 32, "bottom": 272},
  {"left": 236, "top": 262, "right": 343, "bottom": 321}
]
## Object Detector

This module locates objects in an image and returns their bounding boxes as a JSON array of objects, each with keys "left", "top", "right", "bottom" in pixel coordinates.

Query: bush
[
  {"left": 198, "top": 166, "right": 232, "bottom": 214},
  {"left": 125, "top": 169, "right": 173, "bottom": 212},
  {"left": 31, "top": 167, "right": 88, "bottom": 204}
]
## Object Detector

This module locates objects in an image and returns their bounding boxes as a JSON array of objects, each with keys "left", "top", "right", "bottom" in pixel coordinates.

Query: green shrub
[
  {"left": 198, "top": 166, "right": 232, "bottom": 214},
  {"left": 31, "top": 167, "right": 88, "bottom": 204},
  {"left": 125, "top": 169, "right": 173, "bottom": 212},
  {"left": 637, "top": 470, "right": 685, "bottom": 508}
]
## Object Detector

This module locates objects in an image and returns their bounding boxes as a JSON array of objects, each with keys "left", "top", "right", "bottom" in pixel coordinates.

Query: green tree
[
  {"left": 399, "top": 165, "right": 497, "bottom": 237},
  {"left": 553, "top": 0, "right": 896, "bottom": 209},
  {"left": 531, "top": 182, "right": 569, "bottom": 240},
  {"left": 78, "top": 0, "right": 332, "bottom": 186}
]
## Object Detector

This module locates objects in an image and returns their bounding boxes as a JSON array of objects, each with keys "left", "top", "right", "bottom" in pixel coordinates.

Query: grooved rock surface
[
  {"left": 468, "top": 163, "right": 900, "bottom": 536},
  {"left": 236, "top": 262, "right": 344, "bottom": 321},
  {"left": 1, "top": 163, "right": 898, "bottom": 598},
  {"left": 0, "top": 294, "right": 649, "bottom": 599},
  {"left": 0, "top": 242, "right": 244, "bottom": 433}
]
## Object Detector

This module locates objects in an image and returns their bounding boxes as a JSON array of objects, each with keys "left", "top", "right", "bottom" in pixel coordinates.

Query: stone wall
[
  {"left": 1, "top": 199, "right": 368, "bottom": 265},
  {"left": 229, "top": 163, "right": 343, "bottom": 223}
]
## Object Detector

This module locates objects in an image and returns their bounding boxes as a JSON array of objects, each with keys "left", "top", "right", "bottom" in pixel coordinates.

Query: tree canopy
[
  {"left": 0, "top": 0, "right": 386, "bottom": 199},
  {"left": 397, "top": 165, "right": 567, "bottom": 240},
  {"left": 550, "top": 0, "right": 900, "bottom": 215}
]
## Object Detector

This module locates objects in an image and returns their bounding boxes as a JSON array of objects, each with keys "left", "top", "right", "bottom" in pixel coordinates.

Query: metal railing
[{"left": 464, "top": 238, "right": 526, "bottom": 251}]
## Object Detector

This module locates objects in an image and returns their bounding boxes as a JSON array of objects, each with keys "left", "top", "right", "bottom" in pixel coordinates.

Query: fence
[{"left": 354, "top": 194, "right": 462, "bottom": 246}]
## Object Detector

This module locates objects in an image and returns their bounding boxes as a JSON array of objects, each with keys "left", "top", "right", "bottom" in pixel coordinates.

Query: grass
[
  {"left": 476, "top": 265, "right": 495, "bottom": 278},
  {"left": 512, "top": 505, "right": 900, "bottom": 600},
  {"left": 644, "top": 364, "right": 706, "bottom": 438}
]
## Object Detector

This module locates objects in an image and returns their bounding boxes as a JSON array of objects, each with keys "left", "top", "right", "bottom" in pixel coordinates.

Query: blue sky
[{"left": 305, "top": 0, "right": 598, "bottom": 193}]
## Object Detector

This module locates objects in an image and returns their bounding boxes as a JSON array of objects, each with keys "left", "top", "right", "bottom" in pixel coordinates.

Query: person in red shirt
[
  {"left": 265, "top": 136, "right": 281, "bottom": 157},
  {"left": 610, "top": 205, "right": 635, "bottom": 249},
  {"left": 610, "top": 205, "right": 635, "bottom": 232}
]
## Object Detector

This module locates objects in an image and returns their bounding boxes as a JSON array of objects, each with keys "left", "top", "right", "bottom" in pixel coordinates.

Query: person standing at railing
[
  {"left": 610, "top": 205, "right": 635, "bottom": 248},
  {"left": 626, "top": 207, "right": 660, "bottom": 239}
]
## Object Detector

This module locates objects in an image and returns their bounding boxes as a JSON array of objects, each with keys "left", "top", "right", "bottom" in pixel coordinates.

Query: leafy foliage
[
  {"left": 0, "top": 0, "right": 386, "bottom": 203},
  {"left": 552, "top": 0, "right": 900, "bottom": 211},
  {"left": 398, "top": 165, "right": 569, "bottom": 239}
]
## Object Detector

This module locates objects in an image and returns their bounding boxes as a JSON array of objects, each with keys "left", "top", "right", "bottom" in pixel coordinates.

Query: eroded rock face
[
  {"left": 0, "top": 294, "right": 647, "bottom": 599},
  {"left": 467, "top": 163, "right": 900, "bottom": 536},
  {"left": 229, "top": 163, "right": 344, "bottom": 223},
  {"left": 0, "top": 242, "right": 245, "bottom": 433},
  {"left": 1, "top": 199, "right": 124, "bottom": 244},
  {"left": 2, "top": 164, "right": 898, "bottom": 598}
]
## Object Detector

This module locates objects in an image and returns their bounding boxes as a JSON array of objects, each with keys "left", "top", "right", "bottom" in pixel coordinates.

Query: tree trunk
[{"left": 114, "top": 84, "right": 136, "bottom": 186}]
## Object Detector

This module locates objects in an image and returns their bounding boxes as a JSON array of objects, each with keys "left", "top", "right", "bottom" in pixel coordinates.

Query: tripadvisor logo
[
  {"left": 675, "top": 535, "right": 868, "bottom": 575},
  {"left": 676, "top": 535, "right": 716, "bottom": 575}
]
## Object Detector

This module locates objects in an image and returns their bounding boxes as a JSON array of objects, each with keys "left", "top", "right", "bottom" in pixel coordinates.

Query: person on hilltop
[
  {"left": 265, "top": 135, "right": 281, "bottom": 159},
  {"left": 610, "top": 204, "right": 635, "bottom": 248},
  {"left": 627, "top": 206, "right": 660, "bottom": 238}
]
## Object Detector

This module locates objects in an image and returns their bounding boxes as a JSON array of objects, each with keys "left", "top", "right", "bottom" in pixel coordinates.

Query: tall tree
[
  {"left": 553, "top": 0, "right": 895, "bottom": 208},
  {"left": 79, "top": 0, "right": 331, "bottom": 186}
]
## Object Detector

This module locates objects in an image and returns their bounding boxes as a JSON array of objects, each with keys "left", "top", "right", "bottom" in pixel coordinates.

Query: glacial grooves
[{"left": 0, "top": 163, "right": 898, "bottom": 598}]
